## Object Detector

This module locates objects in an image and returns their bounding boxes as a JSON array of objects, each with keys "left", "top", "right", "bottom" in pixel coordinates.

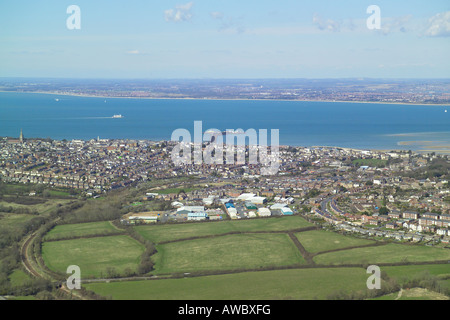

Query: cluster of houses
[
  {"left": 314, "top": 200, "right": 450, "bottom": 244},
  {"left": 2, "top": 134, "right": 449, "bottom": 246},
  {"left": 335, "top": 223, "right": 447, "bottom": 244},
  {"left": 0, "top": 136, "right": 172, "bottom": 193}
]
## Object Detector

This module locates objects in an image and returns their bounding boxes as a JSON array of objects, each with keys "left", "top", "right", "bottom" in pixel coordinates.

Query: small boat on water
[{"left": 112, "top": 114, "right": 124, "bottom": 118}]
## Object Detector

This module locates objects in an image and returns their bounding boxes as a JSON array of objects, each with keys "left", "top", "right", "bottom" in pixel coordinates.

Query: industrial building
[
  {"left": 281, "top": 207, "right": 294, "bottom": 215},
  {"left": 124, "top": 212, "right": 162, "bottom": 224},
  {"left": 257, "top": 207, "right": 271, "bottom": 217}
]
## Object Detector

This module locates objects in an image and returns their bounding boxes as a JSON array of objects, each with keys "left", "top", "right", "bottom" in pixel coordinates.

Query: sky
[{"left": 0, "top": 0, "right": 449, "bottom": 79}]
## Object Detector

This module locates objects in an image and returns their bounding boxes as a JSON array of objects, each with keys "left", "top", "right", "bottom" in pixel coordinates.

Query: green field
[
  {"left": 152, "top": 233, "right": 305, "bottom": 274},
  {"left": 382, "top": 264, "right": 450, "bottom": 280},
  {"left": 313, "top": 243, "right": 450, "bottom": 265},
  {"left": 44, "top": 221, "right": 122, "bottom": 241},
  {"left": 84, "top": 262, "right": 450, "bottom": 300},
  {"left": 84, "top": 267, "right": 369, "bottom": 300},
  {"left": 295, "top": 230, "right": 376, "bottom": 253},
  {"left": 0, "top": 212, "right": 37, "bottom": 233},
  {"left": 42, "top": 235, "right": 145, "bottom": 278},
  {"left": 382, "top": 263, "right": 450, "bottom": 295},
  {"left": 135, "top": 216, "right": 313, "bottom": 243}
]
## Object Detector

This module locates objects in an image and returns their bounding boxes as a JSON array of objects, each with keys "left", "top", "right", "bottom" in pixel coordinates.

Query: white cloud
[
  {"left": 126, "top": 50, "right": 140, "bottom": 55},
  {"left": 380, "top": 15, "right": 413, "bottom": 35},
  {"left": 311, "top": 13, "right": 419, "bottom": 36},
  {"left": 312, "top": 13, "right": 341, "bottom": 32},
  {"left": 210, "top": 11, "right": 245, "bottom": 34},
  {"left": 424, "top": 11, "right": 450, "bottom": 37},
  {"left": 210, "top": 11, "right": 224, "bottom": 20},
  {"left": 164, "top": 2, "right": 194, "bottom": 22}
]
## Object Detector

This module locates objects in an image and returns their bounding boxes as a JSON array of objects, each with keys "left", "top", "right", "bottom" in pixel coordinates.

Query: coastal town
[
  {"left": 1, "top": 78, "right": 449, "bottom": 105},
  {"left": 2, "top": 0, "right": 450, "bottom": 303},
  {"left": 1, "top": 131, "right": 449, "bottom": 245}
]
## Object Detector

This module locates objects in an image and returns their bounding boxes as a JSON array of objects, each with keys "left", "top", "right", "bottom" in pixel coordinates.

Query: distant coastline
[{"left": 1, "top": 90, "right": 449, "bottom": 107}]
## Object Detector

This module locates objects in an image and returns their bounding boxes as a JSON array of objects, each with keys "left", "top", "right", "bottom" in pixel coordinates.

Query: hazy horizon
[{"left": 1, "top": 77, "right": 449, "bottom": 81}]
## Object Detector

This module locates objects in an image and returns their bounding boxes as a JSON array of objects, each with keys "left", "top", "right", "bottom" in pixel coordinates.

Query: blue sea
[{"left": 1, "top": 92, "right": 449, "bottom": 151}]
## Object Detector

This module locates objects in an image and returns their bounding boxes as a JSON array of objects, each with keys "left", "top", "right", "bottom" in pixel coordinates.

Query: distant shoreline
[{"left": 0, "top": 90, "right": 449, "bottom": 107}]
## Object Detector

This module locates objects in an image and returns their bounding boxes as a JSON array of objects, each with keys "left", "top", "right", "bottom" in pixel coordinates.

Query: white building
[
  {"left": 202, "top": 197, "right": 215, "bottom": 206},
  {"left": 188, "top": 212, "right": 208, "bottom": 221},
  {"left": 257, "top": 207, "right": 271, "bottom": 217},
  {"left": 270, "top": 203, "right": 288, "bottom": 210},
  {"left": 249, "top": 196, "right": 267, "bottom": 205},
  {"left": 171, "top": 201, "right": 184, "bottom": 208},
  {"left": 177, "top": 206, "right": 205, "bottom": 213},
  {"left": 248, "top": 212, "right": 257, "bottom": 218},
  {"left": 281, "top": 207, "right": 294, "bottom": 215},
  {"left": 237, "top": 193, "right": 256, "bottom": 201},
  {"left": 227, "top": 207, "right": 238, "bottom": 219}
]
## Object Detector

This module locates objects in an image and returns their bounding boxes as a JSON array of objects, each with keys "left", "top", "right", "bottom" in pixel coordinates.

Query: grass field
[
  {"left": 0, "top": 212, "right": 37, "bottom": 233},
  {"left": 83, "top": 262, "right": 450, "bottom": 300},
  {"left": 84, "top": 267, "right": 369, "bottom": 300},
  {"left": 313, "top": 243, "right": 450, "bottom": 265},
  {"left": 294, "top": 230, "right": 376, "bottom": 253},
  {"left": 382, "top": 264, "right": 450, "bottom": 280},
  {"left": 43, "top": 221, "right": 123, "bottom": 241},
  {"left": 152, "top": 233, "right": 305, "bottom": 274},
  {"left": 41, "top": 235, "right": 145, "bottom": 278},
  {"left": 135, "top": 216, "right": 313, "bottom": 243},
  {"left": 381, "top": 263, "right": 450, "bottom": 295}
]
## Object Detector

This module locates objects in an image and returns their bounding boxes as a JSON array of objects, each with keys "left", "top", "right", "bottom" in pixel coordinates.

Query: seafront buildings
[{"left": 1, "top": 133, "right": 449, "bottom": 242}]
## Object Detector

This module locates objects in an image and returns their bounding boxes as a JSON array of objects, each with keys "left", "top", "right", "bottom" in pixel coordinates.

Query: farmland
[
  {"left": 294, "top": 229, "right": 376, "bottom": 253},
  {"left": 11, "top": 201, "right": 448, "bottom": 300},
  {"left": 135, "top": 216, "right": 314, "bottom": 244},
  {"left": 313, "top": 243, "right": 450, "bottom": 265},
  {"left": 152, "top": 233, "right": 305, "bottom": 274},
  {"left": 78, "top": 215, "right": 450, "bottom": 300},
  {"left": 43, "top": 221, "right": 123, "bottom": 241},
  {"left": 41, "top": 235, "right": 145, "bottom": 278},
  {"left": 84, "top": 267, "right": 370, "bottom": 300}
]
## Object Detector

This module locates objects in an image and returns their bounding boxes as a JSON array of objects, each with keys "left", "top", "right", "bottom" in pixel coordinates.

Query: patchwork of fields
[
  {"left": 134, "top": 215, "right": 314, "bottom": 243},
  {"left": 38, "top": 216, "right": 450, "bottom": 299}
]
